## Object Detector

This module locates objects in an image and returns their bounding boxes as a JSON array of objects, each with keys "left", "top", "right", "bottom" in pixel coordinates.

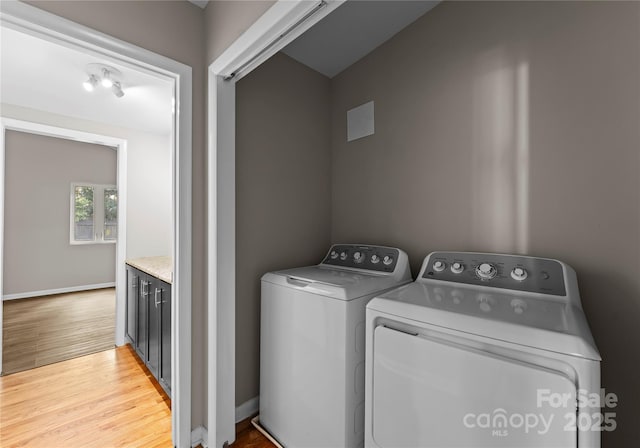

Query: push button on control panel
[
  {"left": 450, "top": 262, "right": 464, "bottom": 274},
  {"left": 476, "top": 263, "right": 497, "bottom": 280},
  {"left": 330, "top": 250, "right": 339, "bottom": 259},
  {"left": 340, "top": 251, "right": 348, "bottom": 261},
  {"left": 433, "top": 261, "right": 446, "bottom": 272},
  {"left": 510, "top": 267, "right": 528, "bottom": 281},
  {"left": 371, "top": 254, "right": 380, "bottom": 264},
  {"left": 353, "top": 251, "right": 364, "bottom": 263}
]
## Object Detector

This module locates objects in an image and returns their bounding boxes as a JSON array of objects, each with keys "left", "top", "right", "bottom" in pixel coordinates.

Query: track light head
[
  {"left": 101, "top": 68, "right": 113, "bottom": 88},
  {"left": 82, "top": 74, "right": 99, "bottom": 92},
  {"left": 84, "top": 64, "right": 124, "bottom": 98},
  {"left": 112, "top": 82, "right": 125, "bottom": 98}
]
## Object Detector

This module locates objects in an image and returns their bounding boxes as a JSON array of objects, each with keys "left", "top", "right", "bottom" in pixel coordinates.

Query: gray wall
[
  {"left": 330, "top": 2, "right": 639, "bottom": 446},
  {"left": 205, "top": 0, "right": 275, "bottom": 64},
  {"left": 235, "top": 52, "right": 331, "bottom": 405},
  {"left": 4, "top": 131, "right": 116, "bottom": 295},
  {"left": 1, "top": 104, "right": 173, "bottom": 261}
]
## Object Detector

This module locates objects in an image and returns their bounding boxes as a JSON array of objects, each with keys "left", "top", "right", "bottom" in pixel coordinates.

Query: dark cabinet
[
  {"left": 136, "top": 275, "right": 149, "bottom": 360},
  {"left": 125, "top": 266, "right": 138, "bottom": 345},
  {"left": 158, "top": 281, "right": 172, "bottom": 394},
  {"left": 125, "top": 264, "right": 171, "bottom": 396},
  {"left": 147, "top": 277, "right": 161, "bottom": 378}
]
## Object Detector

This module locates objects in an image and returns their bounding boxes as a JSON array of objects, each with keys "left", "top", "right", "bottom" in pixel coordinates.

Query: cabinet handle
[
  {"left": 142, "top": 281, "right": 149, "bottom": 297},
  {"left": 155, "top": 288, "right": 161, "bottom": 307}
]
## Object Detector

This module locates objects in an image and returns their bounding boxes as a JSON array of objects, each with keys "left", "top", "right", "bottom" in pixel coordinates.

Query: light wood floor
[
  {"left": 0, "top": 344, "right": 172, "bottom": 448},
  {"left": 2, "top": 288, "right": 116, "bottom": 375}
]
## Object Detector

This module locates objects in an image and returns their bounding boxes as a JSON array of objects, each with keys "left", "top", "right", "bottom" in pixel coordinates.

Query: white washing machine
[
  {"left": 260, "top": 244, "right": 412, "bottom": 448},
  {"left": 365, "top": 251, "right": 601, "bottom": 448}
]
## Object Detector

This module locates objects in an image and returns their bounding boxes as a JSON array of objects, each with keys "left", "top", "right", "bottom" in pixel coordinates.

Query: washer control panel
[
  {"left": 421, "top": 252, "right": 566, "bottom": 296},
  {"left": 323, "top": 244, "right": 400, "bottom": 273}
]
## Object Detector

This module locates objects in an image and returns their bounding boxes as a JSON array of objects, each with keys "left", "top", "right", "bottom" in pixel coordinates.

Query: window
[{"left": 71, "top": 183, "right": 117, "bottom": 244}]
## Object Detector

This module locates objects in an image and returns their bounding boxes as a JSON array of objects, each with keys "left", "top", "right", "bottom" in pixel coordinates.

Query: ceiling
[
  {"left": 0, "top": 27, "right": 174, "bottom": 135},
  {"left": 282, "top": 0, "right": 440, "bottom": 78},
  {"left": 0, "top": 1, "right": 439, "bottom": 133}
]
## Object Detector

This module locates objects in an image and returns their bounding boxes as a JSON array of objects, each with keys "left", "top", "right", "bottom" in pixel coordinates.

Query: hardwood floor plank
[
  {"left": 231, "top": 418, "right": 277, "bottom": 448},
  {"left": 0, "top": 345, "right": 172, "bottom": 447},
  {"left": 2, "top": 288, "right": 116, "bottom": 375}
]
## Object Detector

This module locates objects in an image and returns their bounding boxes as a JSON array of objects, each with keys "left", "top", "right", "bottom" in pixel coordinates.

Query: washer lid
[
  {"left": 262, "top": 265, "right": 409, "bottom": 301},
  {"left": 368, "top": 282, "right": 601, "bottom": 360}
]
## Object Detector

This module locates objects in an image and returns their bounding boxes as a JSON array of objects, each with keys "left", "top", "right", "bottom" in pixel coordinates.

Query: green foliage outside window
[{"left": 74, "top": 186, "right": 94, "bottom": 223}]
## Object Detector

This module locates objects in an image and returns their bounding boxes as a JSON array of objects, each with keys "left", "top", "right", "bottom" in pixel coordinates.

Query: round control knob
[
  {"left": 330, "top": 250, "right": 339, "bottom": 259},
  {"left": 510, "top": 267, "right": 528, "bottom": 281},
  {"left": 433, "top": 261, "right": 446, "bottom": 272},
  {"left": 339, "top": 251, "right": 348, "bottom": 261},
  {"left": 383, "top": 255, "right": 394, "bottom": 266},
  {"left": 353, "top": 251, "right": 364, "bottom": 263},
  {"left": 451, "top": 262, "right": 464, "bottom": 274},
  {"left": 476, "top": 263, "right": 497, "bottom": 280},
  {"left": 371, "top": 254, "right": 380, "bottom": 264}
]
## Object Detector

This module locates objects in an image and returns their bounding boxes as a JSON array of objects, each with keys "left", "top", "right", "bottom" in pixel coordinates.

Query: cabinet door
[
  {"left": 147, "top": 278, "right": 161, "bottom": 378},
  {"left": 125, "top": 266, "right": 138, "bottom": 345},
  {"left": 159, "top": 281, "right": 172, "bottom": 395},
  {"left": 136, "top": 274, "right": 149, "bottom": 360}
]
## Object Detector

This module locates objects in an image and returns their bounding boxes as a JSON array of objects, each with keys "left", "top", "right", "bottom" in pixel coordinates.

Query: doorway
[
  {"left": 1, "top": 126, "right": 123, "bottom": 374},
  {"left": 0, "top": 2, "right": 192, "bottom": 446}
]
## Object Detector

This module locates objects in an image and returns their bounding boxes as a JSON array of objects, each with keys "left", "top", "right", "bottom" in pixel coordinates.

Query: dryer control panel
[
  {"left": 322, "top": 244, "right": 400, "bottom": 273},
  {"left": 421, "top": 252, "right": 566, "bottom": 296}
]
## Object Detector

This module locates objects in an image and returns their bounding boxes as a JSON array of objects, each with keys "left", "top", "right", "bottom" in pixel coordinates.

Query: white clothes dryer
[
  {"left": 260, "top": 244, "right": 412, "bottom": 448},
  {"left": 365, "top": 251, "right": 601, "bottom": 448}
]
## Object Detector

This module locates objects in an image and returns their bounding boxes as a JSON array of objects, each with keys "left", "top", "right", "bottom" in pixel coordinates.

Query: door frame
[
  {"left": 0, "top": 3, "right": 193, "bottom": 447},
  {"left": 207, "top": 1, "right": 344, "bottom": 446},
  {"left": 0, "top": 119, "right": 127, "bottom": 342}
]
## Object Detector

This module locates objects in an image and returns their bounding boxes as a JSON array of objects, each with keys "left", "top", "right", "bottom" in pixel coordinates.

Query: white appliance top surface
[
  {"left": 368, "top": 280, "right": 600, "bottom": 360},
  {"left": 262, "top": 265, "right": 409, "bottom": 301}
]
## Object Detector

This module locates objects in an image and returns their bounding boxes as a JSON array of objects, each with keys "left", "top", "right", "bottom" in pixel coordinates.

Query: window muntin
[{"left": 104, "top": 188, "right": 118, "bottom": 241}]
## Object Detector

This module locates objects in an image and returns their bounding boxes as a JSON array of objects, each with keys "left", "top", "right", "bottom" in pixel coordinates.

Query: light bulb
[
  {"left": 82, "top": 75, "right": 98, "bottom": 92},
  {"left": 101, "top": 68, "right": 113, "bottom": 88}
]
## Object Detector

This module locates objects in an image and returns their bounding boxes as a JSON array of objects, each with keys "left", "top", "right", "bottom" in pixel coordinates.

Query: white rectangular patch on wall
[{"left": 347, "top": 100, "right": 375, "bottom": 142}]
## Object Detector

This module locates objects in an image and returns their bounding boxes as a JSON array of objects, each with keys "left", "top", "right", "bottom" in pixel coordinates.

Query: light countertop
[{"left": 126, "top": 256, "right": 172, "bottom": 284}]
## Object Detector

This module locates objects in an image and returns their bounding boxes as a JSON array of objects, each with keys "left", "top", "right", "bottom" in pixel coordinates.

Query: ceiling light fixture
[
  {"left": 82, "top": 74, "right": 99, "bottom": 92},
  {"left": 101, "top": 68, "right": 113, "bottom": 88},
  {"left": 83, "top": 63, "right": 125, "bottom": 98},
  {"left": 112, "top": 82, "right": 124, "bottom": 98}
]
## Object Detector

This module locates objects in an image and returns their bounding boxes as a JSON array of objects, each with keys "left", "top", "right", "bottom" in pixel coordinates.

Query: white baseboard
[
  {"left": 2, "top": 282, "right": 116, "bottom": 301},
  {"left": 236, "top": 395, "right": 259, "bottom": 423},
  {"left": 191, "top": 425, "right": 208, "bottom": 448}
]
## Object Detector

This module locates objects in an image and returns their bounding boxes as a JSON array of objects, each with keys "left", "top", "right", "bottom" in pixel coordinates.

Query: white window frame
[{"left": 70, "top": 182, "right": 118, "bottom": 245}]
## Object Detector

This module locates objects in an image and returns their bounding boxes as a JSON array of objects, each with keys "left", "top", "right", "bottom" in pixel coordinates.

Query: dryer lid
[
  {"left": 262, "top": 265, "right": 409, "bottom": 301},
  {"left": 368, "top": 282, "right": 601, "bottom": 360}
]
